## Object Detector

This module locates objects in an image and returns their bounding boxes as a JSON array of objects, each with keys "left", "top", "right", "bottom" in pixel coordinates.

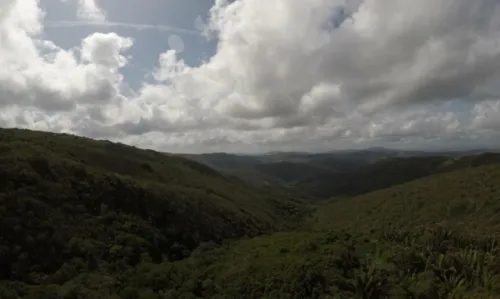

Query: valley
[{"left": 1, "top": 129, "right": 500, "bottom": 298}]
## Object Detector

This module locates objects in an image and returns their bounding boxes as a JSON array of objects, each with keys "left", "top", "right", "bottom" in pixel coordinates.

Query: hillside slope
[
  {"left": 187, "top": 152, "right": 500, "bottom": 200},
  {"left": 0, "top": 128, "right": 306, "bottom": 284},
  {"left": 313, "top": 162, "right": 500, "bottom": 233},
  {"left": 4, "top": 128, "right": 500, "bottom": 298},
  {"left": 296, "top": 154, "right": 500, "bottom": 199}
]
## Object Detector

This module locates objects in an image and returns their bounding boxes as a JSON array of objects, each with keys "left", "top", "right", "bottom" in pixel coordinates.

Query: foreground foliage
[{"left": 2, "top": 228, "right": 500, "bottom": 298}]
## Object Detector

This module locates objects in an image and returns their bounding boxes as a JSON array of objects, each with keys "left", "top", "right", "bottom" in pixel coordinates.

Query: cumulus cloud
[
  {"left": 76, "top": 0, "right": 106, "bottom": 21},
  {"left": 472, "top": 100, "right": 500, "bottom": 131},
  {"left": 0, "top": 0, "right": 131, "bottom": 133},
  {"left": 205, "top": 0, "right": 500, "bottom": 117},
  {"left": 1, "top": 0, "right": 500, "bottom": 152},
  {"left": 58, "top": 0, "right": 106, "bottom": 21}
]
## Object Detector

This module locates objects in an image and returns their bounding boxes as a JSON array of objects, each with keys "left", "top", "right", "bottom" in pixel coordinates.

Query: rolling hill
[
  {"left": 187, "top": 151, "right": 500, "bottom": 200},
  {"left": 4, "top": 128, "right": 500, "bottom": 298},
  {"left": 0, "top": 128, "right": 307, "bottom": 285},
  {"left": 312, "top": 161, "right": 500, "bottom": 234},
  {"left": 108, "top": 159, "right": 500, "bottom": 299},
  {"left": 12, "top": 158, "right": 500, "bottom": 298}
]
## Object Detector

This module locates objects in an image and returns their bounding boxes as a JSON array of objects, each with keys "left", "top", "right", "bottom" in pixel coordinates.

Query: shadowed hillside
[
  {"left": 297, "top": 154, "right": 500, "bottom": 199},
  {"left": 0, "top": 128, "right": 307, "bottom": 285}
]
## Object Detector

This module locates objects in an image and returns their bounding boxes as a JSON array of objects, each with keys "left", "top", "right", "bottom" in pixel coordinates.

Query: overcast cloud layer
[{"left": 1, "top": 0, "right": 500, "bottom": 153}]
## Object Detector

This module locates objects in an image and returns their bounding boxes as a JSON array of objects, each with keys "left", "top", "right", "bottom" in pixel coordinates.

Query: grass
[{"left": 312, "top": 162, "right": 500, "bottom": 235}]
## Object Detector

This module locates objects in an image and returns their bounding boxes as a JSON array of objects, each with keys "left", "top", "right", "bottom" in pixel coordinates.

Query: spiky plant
[
  {"left": 390, "top": 247, "right": 428, "bottom": 276},
  {"left": 452, "top": 248, "right": 496, "bottom": 289},
  {"left": 426, "top": 253, "right": 466, "bottom": 298},
  {"left": 353, "top": 262, "right": 389, "bottom": 299},
  {"left": 423, "top": 227, "right": 457, "bottom": 254},
  {"left": 335, "top": 248, "right": 361, "bottom": 278},
  {"left": 478, "top": 236, "right": 499, "bottom": 255}
]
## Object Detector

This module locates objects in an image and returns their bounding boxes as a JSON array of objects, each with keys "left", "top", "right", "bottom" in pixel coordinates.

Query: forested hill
[
  {"left": 187, "top": 151, "right": 500, "bottom": 200},
  {"left": 0, "top": 129, "right": 306, "bottom": 287},
  {"left": 5, "top": 128, "right": 500, "bottom": 298}
]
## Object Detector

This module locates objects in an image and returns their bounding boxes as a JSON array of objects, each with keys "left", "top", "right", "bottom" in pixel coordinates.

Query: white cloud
[
  {"left": 0, "top": 0, "right": 131, "bottom": 133},
  {"left": 58, "top": 0, "right": 106, "bottom": 21},
  {"left": 472, "top": 100, "right": 500, "bottom": 131},
  {"left": 2, "top": 0, "right": 500, "bottom": 152},
  {"left": 81, "top": 32, "right": 132, "bottom": 68},
  {"left": 76, "top": 0, "right": 106, "bottom": 21}
]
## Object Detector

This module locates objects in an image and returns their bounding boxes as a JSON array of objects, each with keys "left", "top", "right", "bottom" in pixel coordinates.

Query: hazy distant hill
[{"left": 185, "top": 149, "right": 500, "bottom": 199}]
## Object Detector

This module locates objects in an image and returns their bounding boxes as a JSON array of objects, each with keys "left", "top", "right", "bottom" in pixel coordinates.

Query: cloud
[
  {"left": 2, "top": 0, "right": 500, "bottom": 153},
  {"left": 0, "top": 0, "right": 132, "bottom": 132},
  {"left": 58, "top": 0, "right": 105, "bottom": 21},
  {"left": 472, "top": 100, "right": 500, "bottom": 131},
  {"left": 81, "top": 32, "right": 133, "bottom": 68},
  {"left": 76, "top": 0, "right": 106, "bottom": 21},
  {"left": 206, "top": 0, "right": 500, "bottom": 117}
]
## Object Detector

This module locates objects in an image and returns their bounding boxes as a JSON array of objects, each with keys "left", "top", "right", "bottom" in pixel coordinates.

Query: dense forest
[{"left": 2, "top": 128, "right": 500, "bottom": 298}]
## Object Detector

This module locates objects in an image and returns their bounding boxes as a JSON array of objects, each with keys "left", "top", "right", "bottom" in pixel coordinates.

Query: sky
[{"left": 2, "top": 0, "right": 500, "bottom": 153}]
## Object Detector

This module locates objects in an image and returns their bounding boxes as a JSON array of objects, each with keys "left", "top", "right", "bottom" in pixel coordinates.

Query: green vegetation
[
  {"left": 0, "top": 128, "right": 307, "bottom": 297},
  {"left": 312, "top": 162, "right": 500, "bottom": 233},
  {"left": 189, "top": 151, "right": 500, "bottom": 200},
  {"left": 3, "top": 228, "right": 500, "bottom": 298},
  {"left": 3, "top": 128, "right": 500, "bottom": 298}
]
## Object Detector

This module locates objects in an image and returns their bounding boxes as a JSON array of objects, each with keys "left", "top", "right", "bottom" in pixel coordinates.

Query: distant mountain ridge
[{"left": 184, "top": 148, "right": 500, "bottom": 200}]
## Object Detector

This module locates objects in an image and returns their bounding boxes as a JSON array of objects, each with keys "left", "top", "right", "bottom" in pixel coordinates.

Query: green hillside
[
  {"left": 4, "top": 128, "right": 500, "bottom": 298},
  {"left": 0, "top": 129, "right": 307, "bottom": 288},
  {"left": 112, "top": 228, "right": 500, "bottom": 299},
  {"left": 312, "top": 162, "right": 500, "bottom": 234},
  {"left": 296, "top": 154, "right": 500, "bottom": 199},
  {"left": 188, "top": 151, "right": 500, "bottom": 200},
  {"left": 9, "top": 225, "right": 500, "bottom": 298},
  {"left": 107, "top": 162, "right": 500, "bottom": 299}
]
